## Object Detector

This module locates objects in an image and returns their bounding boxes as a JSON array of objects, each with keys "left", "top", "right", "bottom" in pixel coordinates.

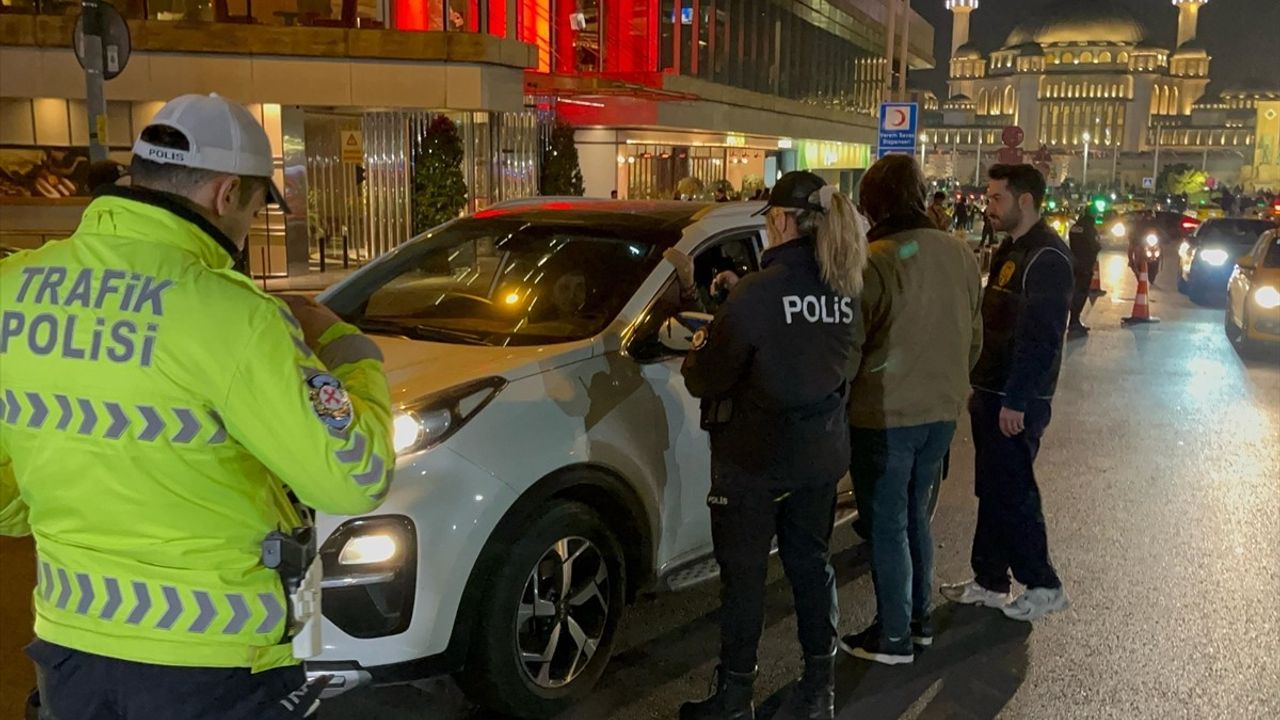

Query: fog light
[
  {"left": 1254, "top": 286, "right": 1280, "bottom": 310},
  {"left": 339, "top": 534, "right": 399, "bottom": 565}
]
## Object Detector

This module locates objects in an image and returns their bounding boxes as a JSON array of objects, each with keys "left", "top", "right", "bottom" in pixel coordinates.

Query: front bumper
[
  {"left": 305, "top": 445, "right": 517, "bottom": 696},
  {"left": 1246, "top": 309, "right": 1280, "bottom": 342}
]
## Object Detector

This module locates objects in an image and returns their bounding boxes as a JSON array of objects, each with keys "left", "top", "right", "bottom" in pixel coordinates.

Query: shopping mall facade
[{"left": 0, "top": 1, "right": 934, "bottom": 279}]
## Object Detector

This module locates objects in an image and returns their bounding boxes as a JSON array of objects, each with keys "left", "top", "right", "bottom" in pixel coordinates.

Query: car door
[
  {"left": 629, "top": 228, "right": 764, "bottom": 570},
  {"left": 1231, "top": 234, "right": 1268, "bottom": 326}
]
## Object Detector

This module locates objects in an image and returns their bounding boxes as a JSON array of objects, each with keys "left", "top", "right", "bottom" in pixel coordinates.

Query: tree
[
  {"left": 1158, "top": 163, "right": 1207, "bottom": 196},
  {"left": 412, "top": 115, "right": 468, "bottom": 234},
  {"left": 540, "top": 119, "right": 585, "bottom": 196}
]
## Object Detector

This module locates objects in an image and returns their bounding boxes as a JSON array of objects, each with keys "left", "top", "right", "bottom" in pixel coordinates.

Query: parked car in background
[
  {"left": 1226, "top": 229, "right": 1280, "bottom": 352},
  {"left": 302, "top": 199, "right": 914, "bottom": 718},
  {"left": 1179, "top": 218, "right": 1278, "bottom": 303}
]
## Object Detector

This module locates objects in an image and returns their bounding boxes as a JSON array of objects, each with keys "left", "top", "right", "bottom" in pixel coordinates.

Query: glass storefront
[{"left": 298, "top": 109, "right": 538, "bottom": 273}]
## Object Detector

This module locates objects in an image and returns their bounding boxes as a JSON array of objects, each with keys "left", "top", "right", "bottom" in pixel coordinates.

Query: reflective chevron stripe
[
  {"left": 2, "top": 391, "right": 227, "bottom": 445},
  {"left": 36, "top": 558, "right": 286, "bottom": 638}
]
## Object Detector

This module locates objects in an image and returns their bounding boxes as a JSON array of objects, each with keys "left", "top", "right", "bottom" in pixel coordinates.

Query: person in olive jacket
[{"left": 838, "top": 155, "right": 983, "bottom": 665}]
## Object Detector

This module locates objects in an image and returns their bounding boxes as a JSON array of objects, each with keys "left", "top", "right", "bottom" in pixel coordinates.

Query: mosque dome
[
  {"left": 955, "top": 42, "right": 983, "bottom": 60},
  {"left": 1174, "top": 38, "right": 1208, "bottom": 56},
  {"left": 1005, "top": 0, "right": 1146, "bottom": 46}
]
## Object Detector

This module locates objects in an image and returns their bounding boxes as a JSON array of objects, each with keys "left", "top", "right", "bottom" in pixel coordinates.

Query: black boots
[
  {"left": 774, "top": 652, "right": 836, "bottom": 720},
  {"left": 679, "top": 666, "right": 756, "bottom": 720}
]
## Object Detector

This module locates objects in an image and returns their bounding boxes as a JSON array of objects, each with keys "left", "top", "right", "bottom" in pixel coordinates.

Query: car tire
[
  {"left": 1225, "top": 305, "right": 1242, "bottom": 344},
  {"left": 456, "top": 500, "right": 625, "bottom": 719}
]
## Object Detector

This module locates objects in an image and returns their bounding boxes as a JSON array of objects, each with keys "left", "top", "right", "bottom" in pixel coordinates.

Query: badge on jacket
[
  {"left": 691, "top": 326, "right": 709, "bottom": 351},
  {"left": 997, "top": 261, "right": 1017, "bottom": 287},
  {"left": 306, "top": 373, "right": 353, "bottom": 430}
]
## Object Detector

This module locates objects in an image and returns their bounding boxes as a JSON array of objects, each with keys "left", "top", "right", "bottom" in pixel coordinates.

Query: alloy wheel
[{"left": 514, "top": 536, "right": 611, "bottom": 689}]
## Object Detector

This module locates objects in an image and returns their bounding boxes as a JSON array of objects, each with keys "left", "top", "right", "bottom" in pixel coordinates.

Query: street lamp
[
  {"left": 919, "top": 132, "right": 929, "bottom": 169},
  {"left": 1082, "top": 131, "right": 1092, "bottom": 191}
]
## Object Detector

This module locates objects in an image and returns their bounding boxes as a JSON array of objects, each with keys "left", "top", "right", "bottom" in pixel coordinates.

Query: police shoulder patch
[
  {"left": 306, "top": 373, "right": 353, "bottom": 430},
  {"left": 691, "top": 326, "right": 709, "bottom": 351}
]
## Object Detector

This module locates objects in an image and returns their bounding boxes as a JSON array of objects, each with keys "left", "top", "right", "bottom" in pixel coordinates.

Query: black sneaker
[
  {"left": 911, "top": 617, "right": 935, "bottom": 647},
  {"left": 838, "top": 624, "right": 914, "bottom": 666}
]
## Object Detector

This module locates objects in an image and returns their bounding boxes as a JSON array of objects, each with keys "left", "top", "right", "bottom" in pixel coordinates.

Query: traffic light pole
[{"left": 81, "top": 0, "right": 109, "bottom": 162}]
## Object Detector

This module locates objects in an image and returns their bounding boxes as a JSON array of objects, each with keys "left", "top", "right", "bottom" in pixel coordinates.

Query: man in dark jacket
[
  {"left": 1067, "top": 205, "right": 1101, "bottom": 335},
  {"left": 838, "top": 155, "right": 982, "bottom": 665},
  {"left": 941, "top": 164, "right": 1072, "bottom": 622}
]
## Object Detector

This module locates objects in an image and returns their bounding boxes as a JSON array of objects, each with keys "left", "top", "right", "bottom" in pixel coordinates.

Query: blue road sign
[{"left": 877, "top": 102, "right": 919, "bottom": 159}]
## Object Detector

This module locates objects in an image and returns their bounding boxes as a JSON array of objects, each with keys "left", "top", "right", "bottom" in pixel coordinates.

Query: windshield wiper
[{"left": 355, "top": 318, "right": 492, "bottom": 346}]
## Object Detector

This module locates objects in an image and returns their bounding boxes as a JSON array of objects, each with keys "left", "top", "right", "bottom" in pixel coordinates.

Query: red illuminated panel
[
  {"left": 606, "top": 0, "right": 656, "bottom": 73},
  {"left": 488, "top": 0, "right": 506, "bottom": 37},
  {"left": 394, "top": 0, "right": 429, "bottom": 30},
  {"left": 519, "top": 0, "right": 552, "bottom": 72}
]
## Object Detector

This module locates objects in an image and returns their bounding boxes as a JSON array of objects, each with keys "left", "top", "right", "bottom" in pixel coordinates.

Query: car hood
[{"left": 368, "top": 333, "right": 595, "bottom": 406}]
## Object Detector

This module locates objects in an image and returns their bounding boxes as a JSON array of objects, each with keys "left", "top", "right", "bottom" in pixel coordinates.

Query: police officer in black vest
[
  {"left": 941, "top": 164, "right": 1072, "bottom": 622},
  {"left": 679, "top": 172, "right": 868, "bottom": 720}
]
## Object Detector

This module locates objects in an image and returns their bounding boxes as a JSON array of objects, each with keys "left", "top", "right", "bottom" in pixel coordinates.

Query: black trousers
[
  {"left": 1069, "top": 271, "right": 1091, "bottom": 326},
  {"left": 968, "top": 392, "right": 1062, "bottom": 593},
  {"left": 26, "top": 639, "right": 324, "bottom": 720},
  {"left": 709, "top": 462, "right": 839, "bottom": 673}
]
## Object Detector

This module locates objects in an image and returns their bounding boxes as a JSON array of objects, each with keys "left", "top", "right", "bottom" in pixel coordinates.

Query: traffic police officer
[
  {"left": 679, "top": 171, "right": 868, "bottom": 720},
  {"left": 1067, "top": 205, "right": 1101, "bottom": 335},
  {"left": 0, "top": 94, "right": 394, "bottom": 718}
]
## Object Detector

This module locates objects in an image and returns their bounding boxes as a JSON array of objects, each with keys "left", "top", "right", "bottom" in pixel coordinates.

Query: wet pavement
[{"left": 2, "top": 251, "right": 1277, "bottom": 719}]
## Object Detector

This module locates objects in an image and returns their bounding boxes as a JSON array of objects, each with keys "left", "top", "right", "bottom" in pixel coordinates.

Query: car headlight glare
[
  {"left": 338, "top": 533, "right": 399, "bottom": 565},
  {"left": 1254, "top": 285, "right": 1280, "bottom": 309},
  {"left": 1111, "top": 223, "right": 1127, "bottom": 238},
  {"left": 1144, "top": 233, "right": 1159, "bottom": 248},
  {"left": 1200, "top": 248, "right": 1230, "bottom": 266},
  {"left": 391, "top": 377, "right": 506, "bottom": 456}
]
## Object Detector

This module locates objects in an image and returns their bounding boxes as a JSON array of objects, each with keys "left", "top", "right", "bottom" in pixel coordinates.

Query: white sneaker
[
  {"left": 1001, "top": 586, "right": 1070, "bottom": 622},
  {"left": 939, "top": 579, "right": 1010, "bottom": 609}
]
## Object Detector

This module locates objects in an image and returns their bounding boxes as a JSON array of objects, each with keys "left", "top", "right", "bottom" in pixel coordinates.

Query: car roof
[{"left": 476, "top": 197, "right": 765, "bottom": 236}]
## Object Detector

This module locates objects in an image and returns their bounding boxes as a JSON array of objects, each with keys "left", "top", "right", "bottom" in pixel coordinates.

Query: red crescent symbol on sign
[{"left": 892, "top": 109, "right": 907, "bottom": 126}]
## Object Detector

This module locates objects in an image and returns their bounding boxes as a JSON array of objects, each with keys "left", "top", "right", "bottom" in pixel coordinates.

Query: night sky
[{"left": 910, "top": 0, "right": 1280, "bottom": 96}]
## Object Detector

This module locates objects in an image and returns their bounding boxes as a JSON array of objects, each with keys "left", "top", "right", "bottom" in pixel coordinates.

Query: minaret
[
  {"left": 946, "top": 0, "right": 979, "bottom": 55},
  {"left": 1173, "top": 0, "right": 1209, "bottom": 47}
]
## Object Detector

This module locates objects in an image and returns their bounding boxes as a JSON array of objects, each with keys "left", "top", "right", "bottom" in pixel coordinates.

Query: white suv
[{"left": 306, "top": 199, "right": 886, "bottom": 717}]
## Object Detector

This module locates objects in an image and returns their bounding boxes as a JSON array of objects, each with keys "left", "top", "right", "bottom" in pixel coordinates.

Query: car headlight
[
  {"left": 391, "top": 376, "right": 506, "bottom": 456},
  {"left": 1254, "top": 285, "right": 1280, "bottom": 309},
  {"left": 1144, "top": 233, "right": 1159, "bottom": 248},
  {"left": 1200, "top": 248, "right": 1230, "bottom": 266},
  {"left": 1111, "top": 223, "right": 1127, "bottom": 238}
]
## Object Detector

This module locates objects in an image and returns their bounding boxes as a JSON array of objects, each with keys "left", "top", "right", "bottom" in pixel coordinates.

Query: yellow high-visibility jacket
[{"left": 0, "top": 187, "right": 393, "bottom": 672}]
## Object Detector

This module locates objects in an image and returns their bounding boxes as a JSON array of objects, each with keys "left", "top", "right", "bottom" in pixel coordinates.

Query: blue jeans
[{"left": 851, "top": 422, "right": 956, "bottom": 642}]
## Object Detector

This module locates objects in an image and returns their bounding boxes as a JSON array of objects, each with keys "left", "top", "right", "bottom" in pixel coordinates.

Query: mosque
[{"left": 920, "top": 0, "right": 1280, "bottom": 192}]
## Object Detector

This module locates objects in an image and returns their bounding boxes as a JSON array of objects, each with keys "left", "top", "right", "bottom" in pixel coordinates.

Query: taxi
[{"left": 1226, "top": 228, "right": 1280, "bottom": 350}]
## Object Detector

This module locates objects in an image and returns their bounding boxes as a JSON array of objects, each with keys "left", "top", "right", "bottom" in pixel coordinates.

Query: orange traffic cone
[
  {"left": 1088, "top": 261, "right": 1106, "bottom": 303},
  {"left": 1122, "top": 259, "right": 1160, "bottom": 325}
]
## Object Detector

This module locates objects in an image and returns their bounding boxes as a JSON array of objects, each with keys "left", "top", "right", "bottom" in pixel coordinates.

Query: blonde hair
[{"left": 797, "top": 188, "right": 870, "bottom": 297}]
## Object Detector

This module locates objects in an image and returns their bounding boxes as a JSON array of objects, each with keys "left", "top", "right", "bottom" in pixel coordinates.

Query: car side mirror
[
  {"left": 1236, "top": 257, "right": 1256, "bottom": 271},
  {"left": 657, "top": 312, "right": 714, "bottom": 354}
]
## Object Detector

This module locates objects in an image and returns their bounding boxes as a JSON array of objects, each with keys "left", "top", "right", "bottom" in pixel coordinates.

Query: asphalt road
[{"left": 2, "top": 251, "right": 1277, "bottom": 719}]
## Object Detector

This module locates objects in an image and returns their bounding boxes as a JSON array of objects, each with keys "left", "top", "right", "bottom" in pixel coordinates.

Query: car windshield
[
  {"left": 1264, "top": 235, "right": 1280, "bottom": 268},
  {"left": 1195, "top": 219, "right": 1273, "bottom": 246},
  {"left": 324, "top": 217, "right": 674, "bottom": 346}
]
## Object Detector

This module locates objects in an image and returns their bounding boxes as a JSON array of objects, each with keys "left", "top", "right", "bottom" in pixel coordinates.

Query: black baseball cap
[{"left": 753, "top": 171, "right": 826, "bottom": 216}]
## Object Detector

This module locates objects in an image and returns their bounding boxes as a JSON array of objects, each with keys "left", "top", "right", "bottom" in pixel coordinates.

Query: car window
[
  {"left": 1195, "top": 219, "right": 1274, "bottom": 246},
  {"left": 326, "top": 218, "right": 671, "bottom": 346},
  {"left": 628, "top": 230, "right": 762, "bottom": 361},
  {"left": 1263, "top": 235, "right": 1280, "bottom": 268}
]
